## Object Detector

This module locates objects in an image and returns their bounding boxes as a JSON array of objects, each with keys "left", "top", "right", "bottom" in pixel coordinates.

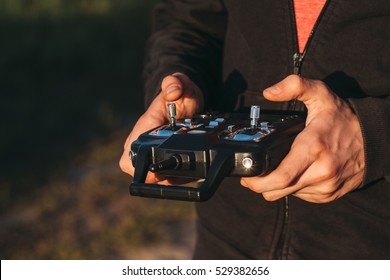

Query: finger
[
  {"left": 291, "top": 183, "right": 342, "bottom": 203},
  {"left": 119, "top": 149, "right": 133, "bottom": 175},
  {"left": 263, "top": 74, "right": 335, "bottom": 110},
  {"left": 161, "top": 74, "right": 184, "bottom": 101},
  {"left": 259, "top": 153, "right": 351, "bottom": 202},
  {"left": 256, "top": 178, "right": 333, "bottom": 202},
  {"left": 119, "top": 114, "right": 164, "bottom": 179},
  {"left": 119, "top": 130, "right": 138, "bottom": 175},
  {"left": 292, "top": 159, "right": 362, "bottom": 199},
  {"left": 261, "top": 189, "right": 332, "bottom": 203},
  {"left": 119, "top": 138, "right": 166, "bottom": 183},
  {"left": 240, "top": 133, "right": 314, "bottom": 193},
  {"left": 259, "top": 177, "right": 338, "bottom": 202}
]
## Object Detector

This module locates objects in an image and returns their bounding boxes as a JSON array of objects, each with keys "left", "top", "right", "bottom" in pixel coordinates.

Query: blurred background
[{"left": 0, "top": 0, "right": 196, "bottom": 259}]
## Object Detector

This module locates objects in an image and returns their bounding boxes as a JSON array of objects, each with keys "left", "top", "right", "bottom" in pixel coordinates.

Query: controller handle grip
[{"left": 130, "top": 148, "right": 234, "bottom": 202}]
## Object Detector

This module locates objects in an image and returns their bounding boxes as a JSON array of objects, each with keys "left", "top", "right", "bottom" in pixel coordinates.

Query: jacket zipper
[
  {"left": 292, "top": 0, "right": 331, "bottom": 75},
  {"left": 289, "top": 0, "right": 330, "bottom": 110},
  {"left": 274, "top": 0, "right": 330, "bottom": 260}
]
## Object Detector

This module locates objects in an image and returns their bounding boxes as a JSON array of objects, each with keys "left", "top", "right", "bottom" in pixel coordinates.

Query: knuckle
[
  {"left": 317, "top": 157, "right": 339, "bottom": 181},
  {"left": 287, "top": 74, "right": 305, "bottom": 92},
  {"left": 317, "top": 184, "right": 336, "bottom": 196},
  {"left": 119, "top": 155, "right": 133, "bottom": 174},
  {"left": 312, "top": 79, "right": 327, "bottom": 89},
  {"left": 119, "top": 158, "right": 127, "bottom": 172},
  {"left": 309, "top": 140, "right": 326, "bottom": 156}
]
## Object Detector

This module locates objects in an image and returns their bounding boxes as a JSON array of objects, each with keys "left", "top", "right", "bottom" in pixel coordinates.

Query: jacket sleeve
[
  {"left": 348, "top": 96, "right": 390, "bottom": 186},
  {"left": 142, "top": 0, "right": 227, "bottom": 109}
]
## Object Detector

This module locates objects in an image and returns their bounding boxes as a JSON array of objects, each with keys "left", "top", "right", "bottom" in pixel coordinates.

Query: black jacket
[{"left": 143, "top": 0, "right": 390, "bottom": 259}]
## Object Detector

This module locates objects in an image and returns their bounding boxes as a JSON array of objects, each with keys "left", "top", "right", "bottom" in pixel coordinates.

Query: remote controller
[{"left": 129, "top": 103, "right": 305, "bottom": 202}]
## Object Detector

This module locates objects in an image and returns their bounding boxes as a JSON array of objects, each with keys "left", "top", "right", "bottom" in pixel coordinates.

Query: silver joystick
[
  {"left": 168, "top": 103, "right": 177, "bottom": 129},
  {"left": 250, "top": 105, "right": 260, "bottom": 129}
]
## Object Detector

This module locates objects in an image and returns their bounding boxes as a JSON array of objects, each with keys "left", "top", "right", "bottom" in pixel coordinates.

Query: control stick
[
  {"left": 250, "top": 105, "right": 260, "bottom": 129},
  {"left": 168, "top": 103, "right": 177, "bottom": 129}
]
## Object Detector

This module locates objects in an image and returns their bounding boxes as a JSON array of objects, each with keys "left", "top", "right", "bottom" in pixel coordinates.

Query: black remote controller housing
[{"left": 130, "top": 110, "right": 305, "bottom": 202}]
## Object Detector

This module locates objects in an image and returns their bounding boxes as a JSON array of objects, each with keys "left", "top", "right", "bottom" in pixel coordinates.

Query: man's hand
[
  {"left": 119, "top": 72, "right": 203, "bottom": 183},
  {"left": 240, "top": 75, "right": 365, "bottom": 203}
]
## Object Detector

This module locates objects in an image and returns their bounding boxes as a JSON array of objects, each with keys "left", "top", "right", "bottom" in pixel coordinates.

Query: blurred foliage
[
  {"left": 0, "top": 0, "right": 139, "bottom": 18},
  {"left": 0, "top": 129, "right": 195, "bottom": 259},
  {"left": 0, "top": 0, "right": 196, "bottom": 259},
  {"left": 0, "top": 0, "right": 157, "bottom": 203}
]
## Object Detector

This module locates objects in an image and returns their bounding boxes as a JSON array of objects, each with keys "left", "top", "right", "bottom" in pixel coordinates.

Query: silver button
[{"left": 242, "top": 157, "right": 253, "bottom": 169}]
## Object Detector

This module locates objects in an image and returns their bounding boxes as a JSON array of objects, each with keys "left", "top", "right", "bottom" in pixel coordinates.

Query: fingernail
[
  {"left": 265, "top": 84, "right": 282, "bottom": 95},
  {"left": 166, "top": 84, "right": 181, "bottom": 95}
]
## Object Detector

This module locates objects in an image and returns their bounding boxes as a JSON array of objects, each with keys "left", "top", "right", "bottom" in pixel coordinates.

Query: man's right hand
[{"left": 119, "top": 72, "right": 204, "bottom": 183}]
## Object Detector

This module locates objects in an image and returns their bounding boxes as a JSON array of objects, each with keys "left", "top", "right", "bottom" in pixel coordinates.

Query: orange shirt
[{"left": 294, "top": 0, "right": 327, "bottom": 52}]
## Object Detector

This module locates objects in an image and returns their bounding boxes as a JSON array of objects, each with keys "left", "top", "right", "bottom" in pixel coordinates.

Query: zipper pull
[
  {"left": 293, "top": 52, "right": 304, "bottom": 75},
  {"left": 289, "top": 52, "right": 304, "bottom": 111}
]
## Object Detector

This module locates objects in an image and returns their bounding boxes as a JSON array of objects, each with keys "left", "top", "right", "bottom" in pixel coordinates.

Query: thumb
[
  {"left": 161, "top": 74, "right": 184, "bottom": 102},
  {"left": 263, "top": 74, "right": 327, "bottom": 108}
]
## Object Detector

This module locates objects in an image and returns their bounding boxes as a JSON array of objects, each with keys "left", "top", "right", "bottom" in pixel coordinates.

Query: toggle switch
[
  {"left": 168, "top": 103, "right": 177, "bottom": 129},
  {"left": 250, "top": 105, "right": 260, "bottom": 129}
]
